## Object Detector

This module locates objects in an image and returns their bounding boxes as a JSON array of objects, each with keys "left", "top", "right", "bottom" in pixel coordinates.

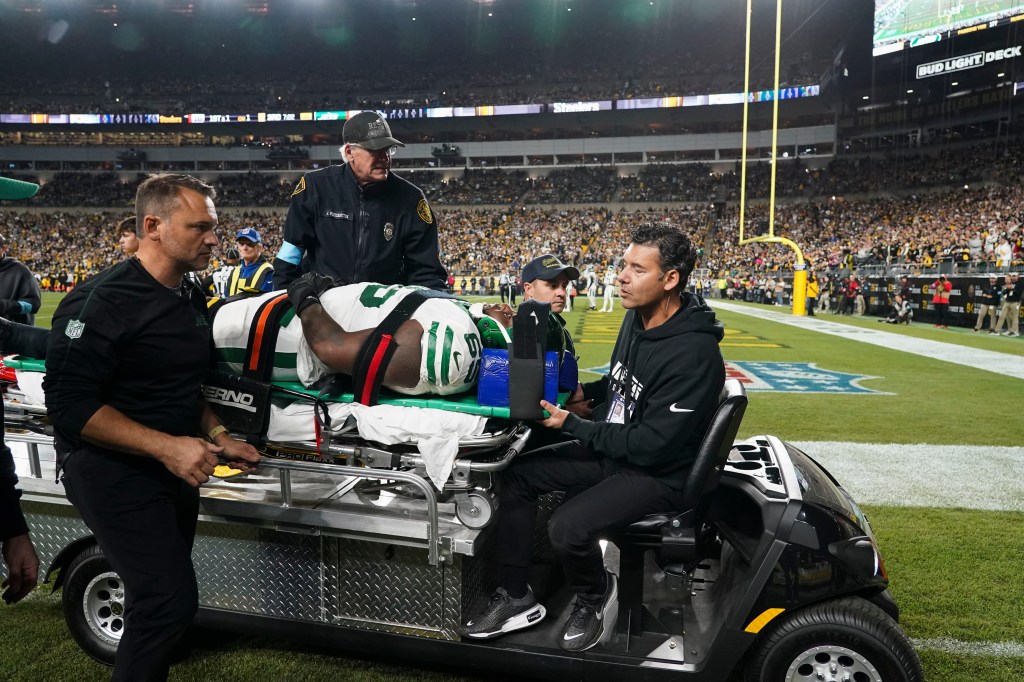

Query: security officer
[
  {"left": 273, "top": 111, "right": 447, "bottom": 291},
  {"left": 44, "top": 174, "right": 260, "bottom": 681},
  {"left": 228, "top": 227, "right": 273, "bottom": 295}
]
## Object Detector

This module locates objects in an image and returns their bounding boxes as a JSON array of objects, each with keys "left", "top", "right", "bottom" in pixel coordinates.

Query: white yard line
[
  {"left": 913, "top": 638, "right": 1024, "bottom": 658},
  {"left": 711, "top": 301, "right": 1024, "bottom": 380},
  {"left": 792, "top": 441, "right": 1024, "bottom": 513}
]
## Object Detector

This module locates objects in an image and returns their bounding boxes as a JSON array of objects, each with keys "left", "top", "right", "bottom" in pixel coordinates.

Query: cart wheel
[
  {"left": 62, "top": 544, "right": 123, "bottom": 666},
  {"left": 456, "top": 490, "right": 496, "bottom": 529},
  {"left": 744, "top": 596, "right": 923, "bottom": 682}
]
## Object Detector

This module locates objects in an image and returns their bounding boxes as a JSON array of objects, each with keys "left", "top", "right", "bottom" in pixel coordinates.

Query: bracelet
[{"left": 207, "top": 424, "right": 228, "bottom": 441}]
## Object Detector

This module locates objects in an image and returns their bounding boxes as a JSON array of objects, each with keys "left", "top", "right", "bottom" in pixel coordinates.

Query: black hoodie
[{"left": 562, "top": 292, "right": 725, "bottom": 490}]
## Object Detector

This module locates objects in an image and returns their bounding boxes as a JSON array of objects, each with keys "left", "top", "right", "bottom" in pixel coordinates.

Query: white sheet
[{"left": 267, "top": 402, "right": 488, "bottom": 490}]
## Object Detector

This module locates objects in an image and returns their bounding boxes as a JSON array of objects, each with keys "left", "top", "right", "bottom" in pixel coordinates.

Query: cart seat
[
  {"left": 620, "top": 379, "right": 746, "bottom": 559},
  {"left": 613, "top": 380, "right": 747, "bottom": 634}
]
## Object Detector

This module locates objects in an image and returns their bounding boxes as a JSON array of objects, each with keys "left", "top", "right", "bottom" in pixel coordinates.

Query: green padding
[
  {"left": 3, "top": 356, "right": 45, "bottom": 372},
  {"left": 3, "top": 357, "right": 567, "bottom": 419},
  {"left": 273, "top": 381, "right": 568, "bottom": 419}
]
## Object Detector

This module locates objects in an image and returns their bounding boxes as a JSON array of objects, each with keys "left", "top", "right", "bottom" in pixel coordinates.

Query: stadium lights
[{"left": 862, "top": 95, "right": 869, "bottom": 100}]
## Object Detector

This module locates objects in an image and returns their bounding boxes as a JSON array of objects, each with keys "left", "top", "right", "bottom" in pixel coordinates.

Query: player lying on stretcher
[
  {"left": 2, "top": 273, "right": 573, "bottom": 418},
  {"left": 211, "top": 273, "right": 571, "bottom": 402}
]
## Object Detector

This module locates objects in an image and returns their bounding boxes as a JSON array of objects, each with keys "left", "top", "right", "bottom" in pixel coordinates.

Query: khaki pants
[
  {"left": 995, "top": 301, "right": 1021, "bottom": 335},
  {"left": 975, "top": 304, "right": 998, "bottom": 331}
]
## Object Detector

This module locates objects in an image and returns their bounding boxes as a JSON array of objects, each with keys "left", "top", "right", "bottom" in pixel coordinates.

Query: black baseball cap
[
  {"left": 522, "top": 255, "right": 580, "bottom": 284},
  {"left": 0, "top": 176, "right": 39, "bottom": 201},
  {"left": 343, "top": 111, "right": 405, "bottom": 151}
]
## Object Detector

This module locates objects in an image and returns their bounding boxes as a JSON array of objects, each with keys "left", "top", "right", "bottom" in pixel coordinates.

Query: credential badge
[
  {"left": 65, "top": 319, "right": 85, "bottom": 339},
  {"left": 384, "top": 222, "right": 395, "bottom": 241}
]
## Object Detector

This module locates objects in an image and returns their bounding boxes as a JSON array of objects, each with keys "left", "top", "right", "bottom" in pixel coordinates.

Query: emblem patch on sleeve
[
  {"left": 416, "top": 198, "right": 433, "bottom": 225},
  {"left": 291, "top": 176, "right": 306, "bottom": 197},
  {"left": 65, "top": 319, "right": 85, "bottom": 339}
]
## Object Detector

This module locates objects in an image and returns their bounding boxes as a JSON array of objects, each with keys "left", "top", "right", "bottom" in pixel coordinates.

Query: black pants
[
  {"left": 63, "top": 448, "right": 200, "bottom": 682},
  {"left": 498, "top": 441, "right": 684, "bottom": 597},
  {"left": 936, "top": 302, "right": 949, "bottom": 325}
]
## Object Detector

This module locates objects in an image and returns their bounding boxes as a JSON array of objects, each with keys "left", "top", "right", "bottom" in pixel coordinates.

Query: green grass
[{"left": 8, "top": 293, "right": 1023, "bottom": 680}]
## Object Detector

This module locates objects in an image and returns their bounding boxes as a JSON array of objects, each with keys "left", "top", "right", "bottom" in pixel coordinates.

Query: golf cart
[{"left": 5, "top": 369, "right": 923, "bottom": 681}]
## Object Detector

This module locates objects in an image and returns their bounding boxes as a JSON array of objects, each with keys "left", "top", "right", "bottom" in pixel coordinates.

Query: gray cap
[{"left": 343, "top": 111, "right": 405, "bottom": 151}]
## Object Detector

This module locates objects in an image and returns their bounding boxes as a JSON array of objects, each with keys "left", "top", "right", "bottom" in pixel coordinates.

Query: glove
[{"left": 287, "top": 273, "right": 335, "bottom": 316}]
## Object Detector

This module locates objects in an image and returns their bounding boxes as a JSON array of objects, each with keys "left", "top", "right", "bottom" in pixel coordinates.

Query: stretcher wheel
[
  {"left": 62, "top": 544, "right": 122, "bottom": 665},
  {"left": 456, "top": 490, "right": 496, "bottom": 529}
]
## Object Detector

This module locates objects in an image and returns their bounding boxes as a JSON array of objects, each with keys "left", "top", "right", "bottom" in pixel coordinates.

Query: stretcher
[{"left": 2, "top": 352, "right": 564, "bottom": 530}]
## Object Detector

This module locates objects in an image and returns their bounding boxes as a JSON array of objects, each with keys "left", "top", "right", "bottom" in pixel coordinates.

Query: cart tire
[
  {"left": 62, "top": 545, "right": 124, "bottom": 666},
  {"left": 456, "top": 490, "right": 496, "bottom": 529},
  {"left": 743, "top": 596, "right": 923, "bottom": 682}
]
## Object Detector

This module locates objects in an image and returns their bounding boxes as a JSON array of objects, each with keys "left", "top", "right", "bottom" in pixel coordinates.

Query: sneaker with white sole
[
  {"left": 559, "top": 571, "right": 618, "bottom": 652},
  {"left": 462, "top": 587, "right": 546, "bottom": 639}
]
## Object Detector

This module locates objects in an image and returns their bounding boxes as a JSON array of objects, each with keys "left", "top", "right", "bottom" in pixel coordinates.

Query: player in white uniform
[
  {"left": 599, "top": 267, "right": 617, "bottom": 312},
  {"left": 584, "top": 268, "right": 598, "bottom": 310},
  {"left": 213, "top": 280, "right": 514, "bottom": 396}
]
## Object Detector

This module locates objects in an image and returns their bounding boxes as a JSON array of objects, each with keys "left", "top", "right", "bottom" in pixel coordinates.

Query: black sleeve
[
  {"left": 44, "top": 291, "right": 124, "bottom": 445},
  {"left": 276, "top": 176, "right": 317, "bottom": 291},
  {"left": 563, "top": 340, "right": 725, "bottom": 471},
  {"left": 0, "top": 264, "right": 41, "bottom": 315},
  {"left": 0, "top": 444, "right": 29, "bottom": 541},
  {"left": 402, "top": 195, "right": 448, "bottom": 291},
  {"left": 272, "top": 258, "right": 303, "bottom": 291}
]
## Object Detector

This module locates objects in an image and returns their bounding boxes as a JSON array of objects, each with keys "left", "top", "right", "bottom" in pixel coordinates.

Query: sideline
[{"left": 711, "top": 300, "right": 1024, "bottom": 380}]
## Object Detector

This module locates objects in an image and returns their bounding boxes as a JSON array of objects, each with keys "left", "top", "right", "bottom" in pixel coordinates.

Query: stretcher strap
[
  {"left": 243, "top": 293, "right": 293, "bottom": 382},
  {"left": 350, "top": 291, "right": 426, "bottom": 406}
]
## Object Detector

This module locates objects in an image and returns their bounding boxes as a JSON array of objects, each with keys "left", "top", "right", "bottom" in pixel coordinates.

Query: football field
[{"left": 2, "top": 293, "right": 1022, "bottom": 681}]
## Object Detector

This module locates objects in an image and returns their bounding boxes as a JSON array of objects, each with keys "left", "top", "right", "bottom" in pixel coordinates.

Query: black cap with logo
[
  {"left": 522, "top": 254, "right": 581, "bottom": 283},
  {"left": 343, "top": 111, "right": 406, "bottom": 151}
]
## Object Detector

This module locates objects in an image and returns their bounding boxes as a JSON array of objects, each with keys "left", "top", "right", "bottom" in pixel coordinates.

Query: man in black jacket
[
  {"left": 273, "top": 111, "right": 447, "bottom": 291},
  {"left": 0, "top": 233, "right": 41, "bottom": 325},
  {"left": 45, "top": 174, "right": 260, "bottom": 681},
  {"left": 0, "top": 174, "right": 41, "bottom": 605},
  {"left": 463, "top": 223, "right": 725, "bottom": 652}
]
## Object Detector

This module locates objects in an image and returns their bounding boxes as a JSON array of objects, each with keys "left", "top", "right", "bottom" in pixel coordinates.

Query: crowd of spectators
[{"left": 3, "top": 137, "right": 1022, "bottom": 290}]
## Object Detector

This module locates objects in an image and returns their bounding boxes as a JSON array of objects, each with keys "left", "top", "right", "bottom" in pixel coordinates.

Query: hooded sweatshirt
[{"left": 561, "top": 292, "right": 725, "bottom": 490}]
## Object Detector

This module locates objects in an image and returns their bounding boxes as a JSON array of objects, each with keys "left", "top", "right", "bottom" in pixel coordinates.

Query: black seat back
[{"left": 678, "top": 378, "right": 748, "bottom": 521}]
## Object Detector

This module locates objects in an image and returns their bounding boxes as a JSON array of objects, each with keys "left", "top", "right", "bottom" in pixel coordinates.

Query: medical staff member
[
  {"left": 273, "top": 111, "right": 447, "bottom": 291},
  {"left": 45, "top": 174, "right": 260, "bottom": 681}
]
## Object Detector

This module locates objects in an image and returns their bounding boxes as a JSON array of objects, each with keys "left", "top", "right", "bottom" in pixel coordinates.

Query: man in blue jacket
[{"left": 463, "top": 223, "right": 725, "bottom": 652}]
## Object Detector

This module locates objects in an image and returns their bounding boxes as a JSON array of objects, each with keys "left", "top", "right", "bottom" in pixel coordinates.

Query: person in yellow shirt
[{"left": 806, "top": 273, "right": 819, "bottom": 317}]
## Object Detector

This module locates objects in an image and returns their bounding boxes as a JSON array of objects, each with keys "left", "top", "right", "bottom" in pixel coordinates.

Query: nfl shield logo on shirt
[{"left": 65, "top": 319, "right": 85, "bottom": 339}]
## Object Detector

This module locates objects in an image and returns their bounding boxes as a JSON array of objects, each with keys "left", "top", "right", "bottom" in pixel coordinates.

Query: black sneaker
[
  {"left": 559, "top": 572, "right": 618, "bottom": 652},
  {"left": 462, "top": 587, "right": 546, "bottom": 639}
]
